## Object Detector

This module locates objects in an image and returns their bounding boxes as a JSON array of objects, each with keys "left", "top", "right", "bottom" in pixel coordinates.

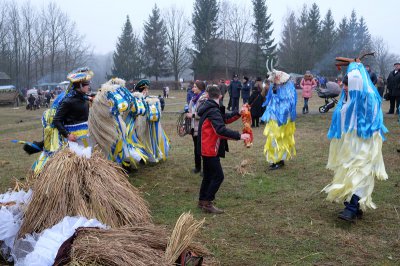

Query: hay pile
[
  {"left": 69, "top": 225, "right": 169, "bottom": 266},
  {"left": 18, "top": 149, "right": 151, "bottom": 237},
  {"left": 165, "top": 212, "right": 205, "bottom": 264},
  {"left": 67, "top": 214, "right": 210, "bottom": 266}
]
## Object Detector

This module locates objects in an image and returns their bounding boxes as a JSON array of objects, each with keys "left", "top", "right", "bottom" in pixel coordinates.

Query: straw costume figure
[
  {"left": 241, "top": 103, "right": 253, "bottom": 147},
  {"left": 134, "top": 79, "right": 170, "bottom": 163},
  {"left": 323, "top": 54, "right": 388, "bottom": 222},
  {"left": 261, "top": 61, "right": 297, "bottom": 170}
]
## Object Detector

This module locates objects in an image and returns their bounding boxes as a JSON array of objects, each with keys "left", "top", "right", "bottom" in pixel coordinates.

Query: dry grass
[
  {"left": 69, "top": 226, "right": 169, "bottom": 266},
  {"left": 165, "top": 212, "right": 205, "bottom": 264},
  {"left": 18, "top": 149, "right": 151, "bottom": 237}
]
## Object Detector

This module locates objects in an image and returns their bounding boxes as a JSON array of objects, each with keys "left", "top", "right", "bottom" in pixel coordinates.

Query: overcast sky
[{"left": 26, "top": 0, "right": 398, "bottom": 55}]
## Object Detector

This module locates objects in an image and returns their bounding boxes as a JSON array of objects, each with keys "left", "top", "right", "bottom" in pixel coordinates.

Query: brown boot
[
  {"left": 197, "top": 200, "right": 208, "bottom": 209},
  {"left": 201, "top": 201, "right": 224, "bottom": 214}
]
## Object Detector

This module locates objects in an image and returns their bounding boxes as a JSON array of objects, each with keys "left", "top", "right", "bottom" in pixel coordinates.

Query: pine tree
[
  {"left": 192, "top": 0, "right": 219, "bottom": 79},
  {"left": 347, "top": 10, "right": 358, "bottom": 56},
  {"left": 142, "top": 4, "right": 169, "bottom": 81},
  {"left": 306, "top": 3, "right": 321, "bottom": 60},
  {"left": 296, "top": 5, "right": 311, "bottom": 73},
  {"left": 336, "top": 17, "right": 350, "bottom": 57},
  {"left": 355, "top": 16, "right": 371, "bottom": 55},
  {"left": 251, "top": 0, "right": 276, "bottom": 76},
  {"left": 112, "top": 16, "right": 142, "bottom": 80},
  {"left": 317, "top": 9, "right": 337, "bottom": 76},
  {"left": 277, "top": 11, "right": 299, "bottom": 73}
]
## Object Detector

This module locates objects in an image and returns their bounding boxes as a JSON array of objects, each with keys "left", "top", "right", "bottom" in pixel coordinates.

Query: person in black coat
[
  {"left": 53, "top": 80, "right": 90, "bottom": 141},
  {"left": 241, "top": 76, "right": 251, "bottom": 104},
  {"left": 248, "top": 86, "right": 264, "bottom": 127},
  {"left": 228, "top": 74, "right": 242, "bottom": 112},
  {"left": 386, "top": 62, "right": 400, "bottom": 114}
]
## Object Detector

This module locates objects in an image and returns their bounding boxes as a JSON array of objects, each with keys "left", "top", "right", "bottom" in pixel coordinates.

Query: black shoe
[
  {"left": 269, "top": 163, "right": 281, "bottom": 170},
  {"left": 302, "top": 107, "right": 306, "bottom": 114},
  {"left": 192, "top": 168, "right": 201, "bottom": 174},
  {"left": 338, "top": 208, "right": 357, "bottom": 222},
  {"left": 386, "top": 111, "right": 394, "bottom": 114},
  {"left": 397, "top": 149, "right": 400, "bottom": 153},
  {"left": 278, "top": 160, "right": 285, "bottom": 166}
]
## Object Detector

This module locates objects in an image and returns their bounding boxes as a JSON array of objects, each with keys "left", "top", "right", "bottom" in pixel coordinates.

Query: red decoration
[{"left": 241, "top": 103, "right": 253, "bottom": 148}]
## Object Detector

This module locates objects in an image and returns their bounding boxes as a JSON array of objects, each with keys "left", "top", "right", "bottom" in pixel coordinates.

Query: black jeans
[
  {"left": 192, "top": 136, "right": 201, "bottom": 171},
  {"left": 389, "top": 95, "right": 400, "bottom": 114},
  {"left": 231, "top": 97, "right": 240, "bottom": 112},
  {"left": 252, "top": 116, "right": 260, "bottom": 127},
  {"left": 199, "top": 156, "right": 224, "bottom": 201}
]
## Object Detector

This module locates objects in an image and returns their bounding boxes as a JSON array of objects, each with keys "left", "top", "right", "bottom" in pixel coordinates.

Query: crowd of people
[{"left": 182, "top": 56, "right": 397, "bottom": 222}]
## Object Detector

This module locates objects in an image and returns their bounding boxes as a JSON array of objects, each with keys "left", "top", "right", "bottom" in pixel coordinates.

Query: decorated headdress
[
  {"left": 266, "top": 58, "right": 290, "bottom": 85},
  {"left": 135, "top": 79, "right": 150, "bottom": 92},
  {"left": 335, "top": 52, "right": 375, "bottom": 71},
  {"left": 66, "top": 67, "right": 94, "bottom": 93}
]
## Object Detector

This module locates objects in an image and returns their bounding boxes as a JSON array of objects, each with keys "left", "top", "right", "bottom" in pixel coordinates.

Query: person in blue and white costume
[
  {"left": 261, "top": 69, "right": 297, "bottom": 170},
  {"left": 133, "top": 80, "right": 170, "bottom": 163},
  {"left": 323, "top": 58, "right": 388, "bottom": 222}
]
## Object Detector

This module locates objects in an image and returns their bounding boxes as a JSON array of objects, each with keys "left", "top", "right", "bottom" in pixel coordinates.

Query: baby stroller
[{"left": 316, "top": 81, "right": 341, "bottom": 113}]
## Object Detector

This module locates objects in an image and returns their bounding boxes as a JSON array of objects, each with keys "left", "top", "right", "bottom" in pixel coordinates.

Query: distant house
[
  {"left": 0, "top": 72, "right": 11, "bottom": 86},
  {"left": 193, "top": 38, "right": 259, "bottom": 81}
]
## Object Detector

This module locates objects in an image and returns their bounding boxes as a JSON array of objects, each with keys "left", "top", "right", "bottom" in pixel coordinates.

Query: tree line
[{"left": 0, "top": 0, "right": 91, "bottom": 89}]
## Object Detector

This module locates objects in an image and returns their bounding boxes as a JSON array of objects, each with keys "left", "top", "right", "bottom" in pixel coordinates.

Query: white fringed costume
[{"left": 323, "top": 62, "right": 388, "bottom": 211}]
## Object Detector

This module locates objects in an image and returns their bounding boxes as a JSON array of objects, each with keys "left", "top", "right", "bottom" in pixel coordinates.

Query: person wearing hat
[
  {"left": 386, "top": 62, "right": 400, "bottom": 114},
  {"left": 228, "top": 74, "right": 242, "bottom": 112},
  {"left": 241, "top": 76, "right": 251, "bottom": 104},
  {"left": 134, "top": 79, "right": 150, "bottom": 96},
  {"left": 53, "top": 79, "right": 91, "bottom": 142}
]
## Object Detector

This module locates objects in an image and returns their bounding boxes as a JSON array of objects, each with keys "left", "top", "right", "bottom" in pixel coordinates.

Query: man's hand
[
  {"left": 67, "top": 133, "right": 78, "bottom": 142},
  {"left": 186, "top": 112, "right": 193, "bottom": 119},
  {"left": 240, "top": 133, "right": 250, "bottom": 140}
]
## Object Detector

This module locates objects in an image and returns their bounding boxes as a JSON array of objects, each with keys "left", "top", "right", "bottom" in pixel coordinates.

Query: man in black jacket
[
  {"left": 197, "top": 86, "right": 249, "bottom": 214},
  {"left": 386, "top": 62, "right": 400, "bottom": 114},
  {"left": 228, "top": 74, "right": 242, "bottom": 112},
  {"left": 53, "top": 80, "right": 90, "bottom": 142}
]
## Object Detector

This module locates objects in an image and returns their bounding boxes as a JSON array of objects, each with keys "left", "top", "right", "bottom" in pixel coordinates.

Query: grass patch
[{"left": 0, "top": 90, "right": 399, "bottom": 265}]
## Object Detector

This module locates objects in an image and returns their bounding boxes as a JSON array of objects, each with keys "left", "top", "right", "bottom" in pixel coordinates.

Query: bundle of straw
[
  {"left": 18, "top": 149, "right": 151, "bottom": 237},
  {"left": 165, "top": 212, "right": 205, "bottom": 264},
  {"left": 69, "top": 225, "right": 169, "bottom": 266}
]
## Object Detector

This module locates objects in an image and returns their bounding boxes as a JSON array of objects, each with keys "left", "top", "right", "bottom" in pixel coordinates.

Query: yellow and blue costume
[
  {"left": 261, "top": 71, "right": 297, "bottom": 165},
  {"left": 323, "top": 62, "right": 388, "bottom": 211}
]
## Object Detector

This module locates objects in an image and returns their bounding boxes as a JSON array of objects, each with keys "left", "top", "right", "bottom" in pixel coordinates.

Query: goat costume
[
  {"left": 323, "top": 62, "right": 388, "bottom": 212},
  {"left": 261, "top": 70, "right": 297, "bottom": 166}
]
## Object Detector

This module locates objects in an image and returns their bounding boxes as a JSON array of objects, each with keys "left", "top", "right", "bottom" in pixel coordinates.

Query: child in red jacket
[{"left": 196, "top": 86, "right": 250, "bottom": 214}]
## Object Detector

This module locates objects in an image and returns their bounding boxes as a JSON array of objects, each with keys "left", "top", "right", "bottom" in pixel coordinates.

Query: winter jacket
[
  {"left": 248, "top": 89, "right": 264, "bottom": 118},
  {"left": 229, "top": 80, "right": 242, "bottom": 98},
  {"left": 197, "top": 99, "right": 241, "bottom": 157},
  {"left": 188, "top": 92, "right": 207, "bottom": 137},
  {"left": 53, "top": 91, "right": 89, "bottom": 138},
  {"left": 367, "top": 70, "right": 378, "bottom": 85},
  {"left": 387, "top": 70, "right": 400, "bottom": 97},
  {"left": 218, "top": 83, "right": 227, "bottom": 96},
  {"left": 300, "top": 78, "right": 317, "bottom": 98},
  {"left": 241, "top": 81, "right": 251, "bottom": 100}
]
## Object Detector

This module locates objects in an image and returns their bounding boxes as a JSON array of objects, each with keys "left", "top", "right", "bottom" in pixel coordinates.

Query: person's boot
[
  {"left": 302, "top": 107, "right": 306, "bottom": 114},
  {"left": 201, "top": 201, "right": 224, "bottom": 214},
  {"left": 269, "top": 163, "right": 280, "bottom": 170},
  {"left": 197, "top": 200, "right": 208, "bottom": 209},
  {"left": 340, "top": 201, "right": 363, "bottom": 219},
  {"left": 305, "top": 106, "right": 309, "bottom": 114},
  {"left": 338, "top": 194, "right": 360, "bottom": 222}
]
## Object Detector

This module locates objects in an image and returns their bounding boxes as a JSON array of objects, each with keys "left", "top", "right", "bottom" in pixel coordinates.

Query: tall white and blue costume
[{"left": 323, "top": 62, "right": 388, "bottom": 210}]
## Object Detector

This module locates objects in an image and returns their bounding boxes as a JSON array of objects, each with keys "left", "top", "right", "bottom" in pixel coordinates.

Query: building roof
[{"left": 0, "top": 72, "right": 11, "bottom": 80}]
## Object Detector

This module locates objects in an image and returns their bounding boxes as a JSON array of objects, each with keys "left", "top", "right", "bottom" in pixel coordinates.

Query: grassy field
[{"left": 0, "top": 89, "right": 399, "bottom": 265}]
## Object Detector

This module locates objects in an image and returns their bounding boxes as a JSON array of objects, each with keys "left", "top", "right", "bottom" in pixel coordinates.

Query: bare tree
[
  {"left": 0, "top": 1, "right": 11, "bottom": 75},
  {"left": 225, "top": 2, "right": 253, "bottom": 75},
  {"left": 219, "top": 0, "right": 230, "bottom": 79},
  {"left": 45, "top": 2, "right": 64, "bottom": 82},
  {"left": 8, "top": 1, "right": 21, "bottom": 88},
  {"left": 164, "top": 6, "right": 191, "bottom": 89},
  {"left": 21, "top": 1, "right": 37, "bottom": 88},
  {"left": 372, "top": 37, "right": 394, "bottom": 78}
]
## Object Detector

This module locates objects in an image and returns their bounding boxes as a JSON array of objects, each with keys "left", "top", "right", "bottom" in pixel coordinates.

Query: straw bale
[{"left": 18, "top": 149, "right": 151, "bottom": 237}]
